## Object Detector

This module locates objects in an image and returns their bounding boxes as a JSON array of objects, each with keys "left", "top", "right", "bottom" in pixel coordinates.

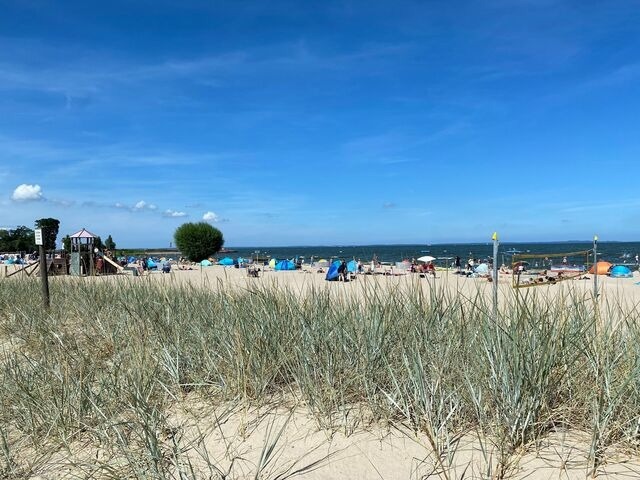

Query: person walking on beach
[{"left": 455, "top": 256, "right": 461, "bottom": 273}]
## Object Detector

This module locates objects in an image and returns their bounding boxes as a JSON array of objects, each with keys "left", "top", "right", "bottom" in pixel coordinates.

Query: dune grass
[{"left": 1, "top": 276, "right": 640, "bottom": 478}]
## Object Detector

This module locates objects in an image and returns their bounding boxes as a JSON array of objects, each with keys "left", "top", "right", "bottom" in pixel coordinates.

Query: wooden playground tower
[{"left": 69, "top": 228, "right": 96, "bottom": 276}]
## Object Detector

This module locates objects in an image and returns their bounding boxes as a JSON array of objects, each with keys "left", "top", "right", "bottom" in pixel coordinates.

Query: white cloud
[
  {"left": 11, "top": 184, "right": 43, "bottom": 202},
  {"left": 133, "top": 200, "right": 157, "bottom": 211},
  {"left": 163, "top": 209, "right": 187, "bottom": 218},
  {"left": 203, "top": 211, "right": 219, "bottom": 222}
]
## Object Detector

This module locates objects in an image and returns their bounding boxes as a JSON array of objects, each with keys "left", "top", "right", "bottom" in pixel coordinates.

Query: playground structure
[
  {"left": 1, "top": 254, "right": 68, "bottom": 279},
  {"left": 94, "top": 249, "right": 124, "bottom": 274},
  {"left": 511, "top": 250, "right": 594, "bottom": 288},
  {"left": 69, "top": 228, "right": 97, "bottom": 276}
]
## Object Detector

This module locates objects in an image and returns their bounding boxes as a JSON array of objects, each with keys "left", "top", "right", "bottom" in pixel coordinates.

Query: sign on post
[
  {"left": 35, "top": 226, "right": 50, "bottom": 309},
  {"left": 35, "top": 228, "right": 43, "bottom": 246}
]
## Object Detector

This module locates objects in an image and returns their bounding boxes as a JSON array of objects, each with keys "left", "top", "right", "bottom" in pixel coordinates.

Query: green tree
[
  {"left": 0, "top": 226, "right": 35, "bottom": 252},
  {"left": 104, "top": 234, "right": 116, "bottom": 250},
  {"left": 34, "top": 218, "right": 60, "bottom": 251},
  {"left": 174, "top": 222, "right": 224, "bottom": 262},
  {"left": 94, "top": 236, "right": 104, "bottom": 251},
  {"left": 62, "top": 235, "right": 71, "bottom": 253}
]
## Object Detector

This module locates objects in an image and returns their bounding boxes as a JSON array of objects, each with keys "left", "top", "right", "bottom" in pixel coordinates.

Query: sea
[{"left": 214, "top": 242, "right": 640, "bottom": 267}]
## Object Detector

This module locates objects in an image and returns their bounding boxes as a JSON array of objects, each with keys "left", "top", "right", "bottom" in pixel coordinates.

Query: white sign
[{"left": 34, "top": 228, "right": 43, "bottom": 246}]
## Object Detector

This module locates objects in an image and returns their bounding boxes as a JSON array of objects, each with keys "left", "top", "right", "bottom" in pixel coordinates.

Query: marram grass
[{"left": 0, "top": 277, "right": 639, "bottom": 478}]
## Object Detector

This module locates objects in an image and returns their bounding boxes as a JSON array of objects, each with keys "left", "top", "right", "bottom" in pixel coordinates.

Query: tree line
[{"left": 0, "top": 218, "right": 117, "bottom": 254}]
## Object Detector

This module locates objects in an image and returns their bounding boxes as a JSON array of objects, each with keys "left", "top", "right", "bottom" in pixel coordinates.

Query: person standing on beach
[
  {"left": 338, "top": 260, "right": 348, "bottom": 282},
  {"left": 455, "top": 256, "right": 461, "bottom": 273}
]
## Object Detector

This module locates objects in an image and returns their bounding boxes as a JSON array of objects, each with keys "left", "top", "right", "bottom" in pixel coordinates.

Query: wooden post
[
  {"left": 492, "top": 232, "right": 499, "bottom": 320},
  {"left": 35, "top": 228, "right": 50, "bottom": 309},
  {"left": 593, "top": 235, "right": 598, "bottom": 300}
]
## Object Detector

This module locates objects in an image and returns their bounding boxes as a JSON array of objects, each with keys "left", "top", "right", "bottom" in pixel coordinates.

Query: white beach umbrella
[{"left": 417, "top": 255, "right": 436, "bottom": 262}]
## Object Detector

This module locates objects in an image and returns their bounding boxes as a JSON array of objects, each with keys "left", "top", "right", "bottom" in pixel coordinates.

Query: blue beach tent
[
  {"left": 275, "top": 259, "right": 296, "bottom": 271},
  {"left": 325, "top": 263, "right": 340, "bottom": 281},
  {"left": 610, "top": 265, "right": 633, "bottom": 278},
  {"left": 219, "top": 257, "right": 234, "bottom": 266},
  {"left": 200, "top": 259, "right": 212, "bottom": 266},
  {"left": 147, "top": 258, "right": 157, "bottom": 269},
  {"left": 347, "top": 260, "right": 358, "bottom": 273}
]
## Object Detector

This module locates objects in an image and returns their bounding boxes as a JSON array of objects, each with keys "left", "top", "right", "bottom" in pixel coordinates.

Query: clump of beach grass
[{"left": 1, "top": 277, "right": 640, "bottom": 478}]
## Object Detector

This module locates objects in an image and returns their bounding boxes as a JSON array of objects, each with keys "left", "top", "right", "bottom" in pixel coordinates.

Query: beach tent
[
  {"left": 128, "top": 256, "right": 136, "bottom": 264},
  {"left": 218, "top": 257, "right": 234, "bottom": 266},
  {"left": 200, "top": 259, "right": 212, "bottom": 266},
  {"left": 610, "top": 265, "right": 633, "bottom": 278},
  {"left": 275, "top": 259, "right": 296, "bottom": 271},
  {"left": 268, "top": 258, "right": 277, "bottom": 269},
  {"left": 325, "top": 263, "right": 340, "bottom": 281},
  {"left": 332, "top": 260, "right": 342, "bottom": 268},
  {"left": 147, "top": 258, "right": 157, "bottom": 269},
  {"left": 4, "top": 258, "right": 15, "bottom": 265},
  {"left": 588, "top": 261, "right": 612, "bottom": 275},
  {"left": 347, "top": 260, "right": 358, "bottom": 273},
  {"left": 237, "top": 257, "right": 247, "bottom": 265},
  {"left": 474, "top": 263, "right": 489, "bottom": 275}
]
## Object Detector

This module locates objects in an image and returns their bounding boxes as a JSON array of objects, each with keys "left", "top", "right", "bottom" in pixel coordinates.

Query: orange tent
[{"left": 588, "top": 261, "right": 612, "bottom": 275}]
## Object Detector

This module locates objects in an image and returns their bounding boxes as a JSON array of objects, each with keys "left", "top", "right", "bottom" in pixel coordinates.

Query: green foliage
[
  {"left": 94, "top": 236, "right": 104, "bottom": 251},
  {"left": 104, "top": 234, "right": 116, "bottom": 251},
  {"left": 62, "top": 235, "right": 71, "bottom": 253},
  {"left": 174, "top": 222, "right": 224, "bottom": 261},
  {"left": 0, "top": 226, "right": 35, "bottom": 252},
  {"left": 34, "top": 218, "right": 60, "bottom": 251}
]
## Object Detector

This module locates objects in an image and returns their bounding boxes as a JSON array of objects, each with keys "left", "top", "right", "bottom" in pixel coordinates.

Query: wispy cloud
[
  {"left": 342, "top": 122, "right": 468, "bottom": 164},
  {"left": 133, "top": 200, "right": 157, "bottom": 211},
  {"left": 163, "top": 209, "right": 187, "bottom": 218}
]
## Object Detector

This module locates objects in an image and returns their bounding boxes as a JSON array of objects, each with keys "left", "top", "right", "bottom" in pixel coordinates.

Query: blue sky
[{"left": 1, "top": 1, "right": 640, "bottom": 247}]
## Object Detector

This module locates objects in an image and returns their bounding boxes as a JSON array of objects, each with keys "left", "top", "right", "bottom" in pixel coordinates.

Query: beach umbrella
[
  {"left": 218, "top": 257, "right": 234, "bottom": 266},
  {"left": 316, "top": 259, "right": 329, "bottom": 267},
  {"left": 417, "top": 255, "right": 436, "bottom": 263}
]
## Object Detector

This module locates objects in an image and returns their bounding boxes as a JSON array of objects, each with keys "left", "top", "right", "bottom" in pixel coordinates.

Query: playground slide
[{"left": 96, "top": 251, "right": 124, "bottom": 272}]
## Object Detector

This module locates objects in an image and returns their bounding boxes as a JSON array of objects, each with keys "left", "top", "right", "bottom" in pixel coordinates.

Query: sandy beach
[{"left": 39, "top": 261, "right": 640, "bottom": 308}]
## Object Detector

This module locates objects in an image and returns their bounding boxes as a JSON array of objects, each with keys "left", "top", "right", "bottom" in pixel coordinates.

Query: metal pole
[
  {"left": 39, "top": 244, "right": 50, "bottom": 309},
  {"left": 593, "top": 235, "right": 598, "bottom": 300},
  {"left": 492, "top": 232, "right": 499, "bottom": 320}
]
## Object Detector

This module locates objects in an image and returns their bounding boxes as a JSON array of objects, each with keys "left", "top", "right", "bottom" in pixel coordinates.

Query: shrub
[{"left": 174, "top": 222, "right": 224, "bottom": 261}]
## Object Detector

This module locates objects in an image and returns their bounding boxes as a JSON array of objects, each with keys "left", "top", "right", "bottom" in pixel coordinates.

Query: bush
[{"left": 174, "top": 222, "right": 224, "bottom": 262}]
